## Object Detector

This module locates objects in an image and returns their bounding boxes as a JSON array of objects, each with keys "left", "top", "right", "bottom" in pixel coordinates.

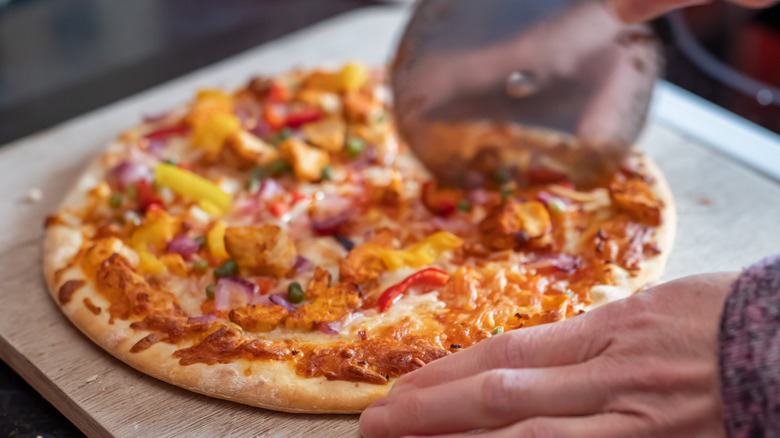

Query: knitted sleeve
[{"left": 719, "top": 255, "right": 780, "bottom": 437}]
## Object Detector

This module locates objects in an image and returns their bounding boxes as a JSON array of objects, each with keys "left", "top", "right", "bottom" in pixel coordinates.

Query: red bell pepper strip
[
  {"left": 285, "top": 108, "right": 322, "bottom": 128},
  {"left": 135, "top": 180, "right": 163, "bottom": 212},
  {"left": 263, "top": 105, "right": 286, "bottom": 132},
  {"left": 268, "top": 82, "right": 291, "bottom": 103},
  {"left": 144, "top": 124, "right": 191, "bottom": 140},
  {"left": 269, "top": 201, "right": 291, "bottom": 218},
  {"left": 527, "top": 168, "right": 570, "bottom": 186},
  {"left": 421, "top": 181, "right": 460, "bottom": 216},
  {"left": 377, "top": 268, "right": 450, "bottom": 312},
  {"left": 290, "top": 189, "right": 307, "bottom": 205}
]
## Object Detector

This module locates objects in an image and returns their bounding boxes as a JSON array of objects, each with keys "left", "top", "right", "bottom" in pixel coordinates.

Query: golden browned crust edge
[
  {"left": 43, "top": 152, "right": 676, "bottom": 413},
  {"left": 585, "top": 154, "right": 677, "bottom": 310}
]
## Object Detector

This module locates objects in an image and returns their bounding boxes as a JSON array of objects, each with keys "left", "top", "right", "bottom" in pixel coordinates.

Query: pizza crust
[
  {"left": 44, "top": 147, "right": 676, "bottom": 414},
  {"left": 586, "top": 155, "right": 677, "bottom": 309}
]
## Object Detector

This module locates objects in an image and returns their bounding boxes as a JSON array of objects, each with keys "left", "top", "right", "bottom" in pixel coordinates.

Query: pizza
[{"left": 43, "top": 63, "right": 675, "bottom": 413}]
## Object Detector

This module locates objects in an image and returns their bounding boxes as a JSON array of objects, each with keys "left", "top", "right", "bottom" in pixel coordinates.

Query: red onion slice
[
  {"left": 146, "top": 139, "right": 167, "bottom": 157},
  {"left": 106, "top": 161, "right": 151, "bottom": 190},
  {"left": 467, "top": 188, "right": 491, "bottom": 205},
  {"left": 524, "top": 255, "right": 581, "bottom": 273},
  {"left": 537, "top": 191, "right": 571, "bottom": 207},
  {"left": 258, "top": 179, "right": 284, "bottom": 201},
  {"left": 250, "top": 294, "right": 274, "bottom": 307},
  {"left": 551, "top": 255, "right": 581, "bottom": 272},
  {"left": 293, "top": 256, "right": 315, "bottom": 273},
  {"left": 430, "top": 216, "right": 471, "bottom": 234},
  {"left": 250, "top": 120, "right": 273, "bottom": 138},
  {"left": 166, "top": 235, "right": 200, "bottom": 260},
  {"left": 214, "top": 277, "right": 258, "bottom": 311},
  {"left": 319, "top": 321, "right": 340, "bottom": 335},
  {"left": 311, "top": 210, "right": 352, "bottom": 236},
  {"left": 187, "top": 313, "right": 216, "bottom": 324},
  {"left": 269, "top": 294, "right": 296, "bottom": 312}
]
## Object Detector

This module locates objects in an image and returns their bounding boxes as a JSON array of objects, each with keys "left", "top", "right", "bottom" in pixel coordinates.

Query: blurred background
[
  {"left": 0, "top": 0, "right": 779, "bottom": 148},
  {"left": 0, "top": 0, "right": 778, "bottom": 436}
]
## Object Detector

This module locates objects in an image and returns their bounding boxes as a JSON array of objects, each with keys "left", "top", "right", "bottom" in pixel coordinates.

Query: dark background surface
[{"left": 0, "top": 0, "right": 778, "bottom": 436}]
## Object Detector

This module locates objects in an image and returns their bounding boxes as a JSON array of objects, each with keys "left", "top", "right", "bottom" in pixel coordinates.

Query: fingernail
[{"left": 359, "top": 406, "right": 389, "bottom": 438}]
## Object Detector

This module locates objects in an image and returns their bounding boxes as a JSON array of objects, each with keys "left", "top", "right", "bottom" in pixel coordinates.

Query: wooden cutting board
[{"left": 1, "top": 5, "right": 779, "bottom": 437}]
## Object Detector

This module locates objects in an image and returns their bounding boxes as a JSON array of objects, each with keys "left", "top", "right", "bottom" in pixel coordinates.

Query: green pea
[
  {"left": 273, "top": 128, "right": 292, "bottom": 145},
  {"left": 287, "top": 282, "right": 305, "bottom": 304},
  {"left": 214, "top": 260, "right": 238, "bottom": 278},
  {"left": 193, "top": 236, "right": 207, "bottom": 248},
  {"left": 268, "top": 159, "right": 292, "bottom": 176},
  {"left": 457, "top": 200, "right": 472, "bottom": 212},
  {"left": 494, "top": 168, "right": 511, "bottom": 185},
  {"left": 245, "top": 178, "right": 261, "bottom": 192},
  {"left": 205, "top": 284, "right": 216, "bottom": 300},
  {"left": 193, "top": 260, "right": 209, "bottom": 272},
  {"left": 124, "top": 184, "right": 138, "bottom": 200},
  {"left": 163, "top": 159, "right": 177, "bottom": 166},
  {"left": 250, "top": 167, "right": 267, "bottom": 181},
  {"left": 321, "top": 165, "right": 334, "bottom": 182},
  {"left": 108, "top": 193, "right": 124, "bottom": 209},
  {"left": 492, "top": 326, "right": 504, "bottom": 336},
  {"left": 345, "top": 137, "right": 366, "bottom": 158},
  {"left": 500, "top": 188, "right": 514, "bottom": 202}
]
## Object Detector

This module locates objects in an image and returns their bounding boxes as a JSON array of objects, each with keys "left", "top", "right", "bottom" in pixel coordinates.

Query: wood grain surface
[{"left": 1, "top": 5, "right": 779, "bottom": 437}]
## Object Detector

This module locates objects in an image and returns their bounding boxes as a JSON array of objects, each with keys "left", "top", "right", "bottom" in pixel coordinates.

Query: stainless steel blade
[{"left": 392, "top": 0, "right": 662, "bottom": 188}]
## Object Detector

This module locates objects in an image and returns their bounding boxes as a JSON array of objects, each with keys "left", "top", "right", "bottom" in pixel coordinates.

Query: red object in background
[{"left": 735, "top": 23, "right": 780, "bottom": 88}]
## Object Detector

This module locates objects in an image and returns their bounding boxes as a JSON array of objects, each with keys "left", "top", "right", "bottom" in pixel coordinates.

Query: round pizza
[{"left": 44, "top": 63, "right": 675, "bottom": 413}]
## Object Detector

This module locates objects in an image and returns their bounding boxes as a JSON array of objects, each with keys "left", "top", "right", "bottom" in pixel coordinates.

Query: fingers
[
  {"left": 607, "top": 0, "right": 708, "bottom": 23},
  {"left": 388, "top": 314, "right": 608, "bottom": 393},
  {"left": 360, "top": 364, "right": 607, "bottom": 438},
  {"left": 403, "top": 414, "right": 645, "bottom": 438},
  {"left": 607, "top": 0, "right": 776, "bottom": 23}
]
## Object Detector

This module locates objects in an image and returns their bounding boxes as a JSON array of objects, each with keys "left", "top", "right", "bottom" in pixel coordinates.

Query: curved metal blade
[{"left": 391, "top": 0, "right": 662, "bottom": 188}]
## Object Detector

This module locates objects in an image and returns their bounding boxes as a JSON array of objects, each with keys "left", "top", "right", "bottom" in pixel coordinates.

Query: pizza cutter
[{"left": 391, "top": 0, "right": 663, "bottom": 188}]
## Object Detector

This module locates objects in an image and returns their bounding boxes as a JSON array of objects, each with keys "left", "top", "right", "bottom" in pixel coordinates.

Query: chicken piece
[
  {"left": 478, "top": 199, "right": 551, "bottom": 251},
  {"left": 221, "top": 131, "right": 279, "bottom": 170},
  {"left": 367, "top": 169, "right": 404, "bottom": 207},
  {"left": 229, "top": 304, "right": 288, "bottom": 332},
  {"left": 278, "top": 138, "right": 330, "bottom": 183},
  {"left": 284, "top": 280, "right": 360, "bottom": 331},
  {"left": 302, "top": 117, "right": 346, "bottom": 153},
  {"left": 305, "top": 267, "right": 332, "bottom": 300},
  {"left": 301, "top": 71, "right": 342, "bottom": 93},
  {"left": 351, "top": 122, "right": 390, "bottom": 145},
  {"left": 224, "top": 225, "right": 297, "bottom": 278},
  {"left": 339, "top": 229, "right": 395, "bottom": 284},
  {"left": 609, "top": 178, "right": 662, "bottom": 226},
  {"left": 295, "top": 89, "right": 341, "bottom": 114},
  {"left": 343, "top": 91, "right": 380, "bottom": 124}
]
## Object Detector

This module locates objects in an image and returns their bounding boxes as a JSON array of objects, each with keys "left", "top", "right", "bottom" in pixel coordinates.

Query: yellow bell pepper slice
[
  {"left": 370, "top": 231, "right": 463, "bottom": 271},
  {"left": 131, "top": 210, "right": 179, "bottom": 274},
  {"left": 186, "top": 89, "right": 235, "bottom": 127},
  {"left": 207, "top": 220, "right": 230, "bottom": 259},
  {"left": 191, "top": 112, "right": 241, "bottom": 156},
  {"left": 154, "top": 164, "right": 232, "bottom": 215},
  {"left": 340, "top": 62, "right": 368, "bottom": 92}
]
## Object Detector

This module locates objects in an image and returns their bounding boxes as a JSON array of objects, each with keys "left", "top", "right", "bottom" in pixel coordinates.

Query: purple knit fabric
[{"left": 720, "top": 255, "right": 780, "bottom": 437}]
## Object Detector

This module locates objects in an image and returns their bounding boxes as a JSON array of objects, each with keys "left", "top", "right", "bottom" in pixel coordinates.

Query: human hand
[
  {"left": 359, "top": 272, "right": 738, "bottom": 438},
  {"left": 607, "top": 0, "right": 778, "bottom": 23}
]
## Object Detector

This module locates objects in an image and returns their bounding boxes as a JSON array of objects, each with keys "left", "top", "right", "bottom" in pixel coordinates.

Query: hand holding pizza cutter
[{"left": 390, "top": 0, "right": 663, "bottom": 189}]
